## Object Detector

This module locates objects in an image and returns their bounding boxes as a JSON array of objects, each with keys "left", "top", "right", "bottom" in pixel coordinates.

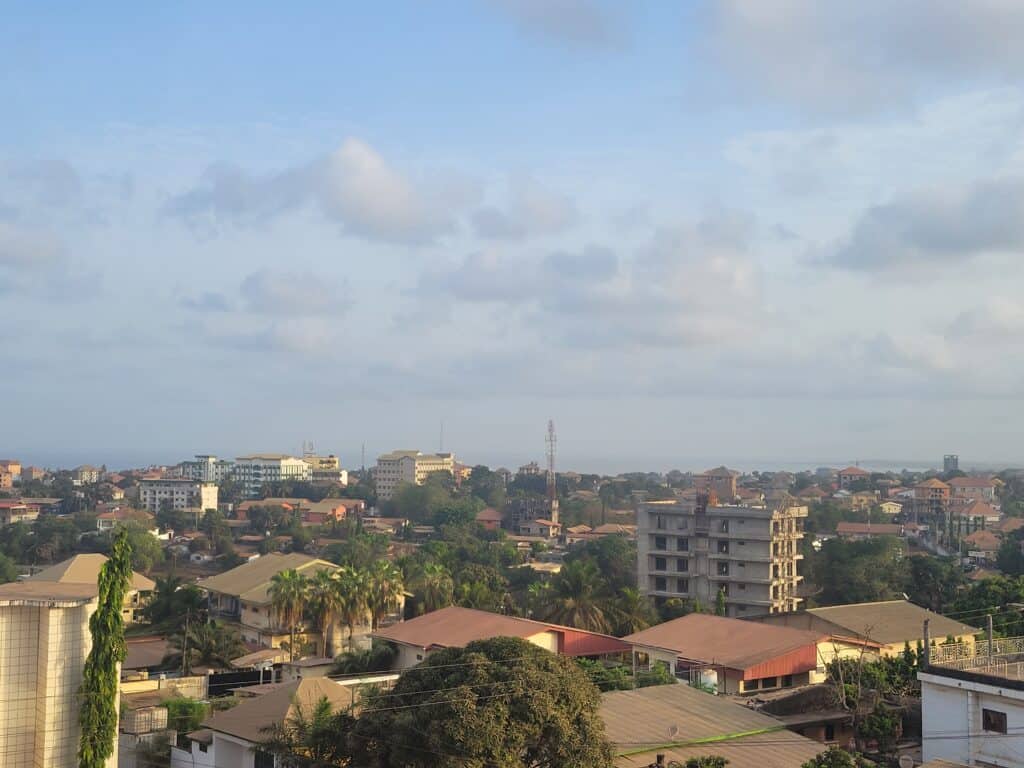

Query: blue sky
[{"left": 4, "top": 1, "right": 1024, "bottom": 473}]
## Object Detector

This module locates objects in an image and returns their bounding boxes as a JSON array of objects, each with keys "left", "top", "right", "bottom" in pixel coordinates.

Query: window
[
  {"left": 761, "top": 676, "right": 778, "bottom": 689},
  {"left": 824, "top": 724, "right": 836, "bottom": 741},
  {"left": 738, "top": 583, "right": 746, "bottom": 590},
  {"left": 782, "top": 674, "right": 793, "bottom": 687},
  {"left": 654, "top": 577, "right": 667, "bottom": 591},
  {"left": 656, "top": 515, "right": 666, "bottom": 530},
  {"left": 676, "top": 558, "right": 688, "bottom": 572},
  {"left": 717, "top": 562, "right": 729, "bottom": 576},
  {"left": 654, "top": 536, "right": 667, "bottom": 550},
  {"left": 983, "top": 708, "right": 1007, "bottom": 734},
  {"left": 654, "top": 557, "right": 667, "bottom": 571},
  {"left": 719, "top": 520, "right": 729, "bottom": 533},
  {"left": 744, "top": 679, "right": 759, "bottom": 691},
  {"left": 677, "top": 538, "right": 689, "bottom": 552},
  {"left": 677, "top": 578, "right": 688, "bottom": 593},
  {"left": 718, "top": 541, "right": 729, "bottom": 554}
]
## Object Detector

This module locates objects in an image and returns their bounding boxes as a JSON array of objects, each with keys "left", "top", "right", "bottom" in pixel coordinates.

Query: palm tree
[
  {"left": 612, "top": 587, "right": 656, "bottom": 635},
  {"left": 367, "top": 560, "right": 404, "bottom": 630},
  {"left": 414, "top": 562, "right": 453, "bottom": 614},
  {"left": 260, "top": 695, "right": 355, "bottom": 767},
  {"left": 307, "top": 569, "right": 342, "bottom": 657},
  {"left": 335, "top": 566, "right": 370, "bottom": 650},
  {"left": 168, "top": 620, "right": 245, "bottom": 673},
  {"left": 269, "top": 568, "right": 308, "bottom": 661},
  {"left": 537, "top": 560, "right": 610, "bottom": 633}
]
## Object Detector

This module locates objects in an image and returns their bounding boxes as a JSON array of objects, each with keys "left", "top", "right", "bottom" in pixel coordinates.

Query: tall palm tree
[
  {"left": 415, "top": 562, "right": 454, "bottom": 614},
  {"left": 307, "top": 569, "right": 342, "bottom": 658},
  {"left": 269, "top": 568, "right": 308, "bottom": 661},
  {"left": 168, "top": 621, "right": 245, "bottom": 673},
  {"left": 367, "top": 560, "right": 404, "bottom": 630},
  {"left": 612, "top": 587, "right": 656, "bottom": 636},
  {"left": 537, "top": 560, "right": 610, "bottom": 633},
  {"left": 335, "top": 566, "right": 370, "bottom": 650}
]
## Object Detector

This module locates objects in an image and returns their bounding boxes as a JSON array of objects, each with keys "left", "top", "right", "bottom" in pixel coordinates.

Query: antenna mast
[{"left": 546, "top": 420, "right": 559, "bottom": 526}]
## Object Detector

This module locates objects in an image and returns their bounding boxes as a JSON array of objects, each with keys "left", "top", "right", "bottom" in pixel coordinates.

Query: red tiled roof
[
  {"left": 915, "top": 478, "right": 950, "bottom": 489},
  {"left": 949, "top": 476, "right": 996, "bottom": 488},
  {"left": 838, "top": 466, "right": 870, "bottom": 476},
  {"left": 475, "top": 507, "right": 503, "bottom": 522}
]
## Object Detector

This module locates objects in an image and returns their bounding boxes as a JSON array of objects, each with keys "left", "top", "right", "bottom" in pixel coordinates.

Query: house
[
  {"left": 0, "top": 579, "right": 109, "bottom": 768},
  {"left": 97, "top": 507, "right": 156, "bottom": 532},
  {"left": 948, "top": 475, "right": 998, "bottom": 504},
  {"left": 601, "top": 682, "right": 823, "bottom": 768},
  {"left": 797, "top": 485, "right": 826, "bottom": 501},
  {"left": 748, "top": 599, "right": 979, "bottom": 657},
  {"left": 695, "top": 466, "right": 740, "bottom": 501},
  {"left": 371, "top": 605, "right": 629, "bottom": 670},
  {"left": 0, "top": 469, "right": 12, "bottom": 489},
  {"left": 196, "top": 552, "right": 379, "bottom": 651},
  {"left": 837, "top": 465, "right": 870, "bottom": 489},
  {"left": 913, "top": 477, "right": 951, "bottom": 519},
  {"left": 920, "top": 634, "right": 1024, "bottom": 766},
  {"left": 0, "top": 459, "right": 21, "bottom": 480},
  {"left": 835, "top": 521, "right": 904, "bottom": 540},
  {"left": 964, "top": 529, "right": 1001, "bottom": 564},
  {"left": 474, "top": 506, "right": 503, "bottom": 531},
  {"left": 28, "top": 553, "right": 156, "bottom": 624},
  {"left": 170, "top": 677, "right": 350, "bottom": 768},
  {"left": 957, "top": 499, "right": 1001, "bottom": 526},
  {"left": 234, "top": 497, "right": 363, "bottom": 525},
  {"left": 0, "top": 499, "right": 36, "bottom": 525},
  {"left": 518, "top": 517, "right": 561, "bottom": 538},
  {"left": 996, "top": 517, "right": 1024, "bottom": 536},
  {"left": 71, "top": 464, "right": 103, "bottom": 485},
  {"left": 623, "top": 613, "right": 877, "bottom": 695},
  {"left": 878, "top": 500, "right": 903, "bottom": 516}
]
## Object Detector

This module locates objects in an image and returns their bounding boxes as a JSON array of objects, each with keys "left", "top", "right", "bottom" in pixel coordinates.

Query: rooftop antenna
[
  {"left": 361, "top": 443, "right": 365, "bottom": 473},
  {"left": 440, "top": 421, "right": 444, "bottom": 453},
  {"left": 546, "top": 420, "right": 559, "bottom": 526}
]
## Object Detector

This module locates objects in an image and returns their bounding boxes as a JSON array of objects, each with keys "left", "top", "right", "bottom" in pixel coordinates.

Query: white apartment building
[
  {"left": 138, "top": 479, "right": 218, "bottom": 513},
  {"left": 233, "top": 454, "right": 311, "bottom": 498},
  {"left": 637, "top": 495, "right": 807, "bottom": 617},
  {"left": 921, "top": 637, "right": 1024, "bottom": 766},
  {"left": 0, "top": 580, "right": 114, "bottom": 768},
  {"left": 375, "top": 450, "right": 455, "bottom": 500},
  {"left": 180, "top": 455, "right": 234, "bottom": 483}
]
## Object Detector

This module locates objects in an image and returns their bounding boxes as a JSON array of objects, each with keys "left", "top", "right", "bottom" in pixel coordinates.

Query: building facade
[
  {"left": 180, "top": 455, "right": 234, "bottom": 483},
  {"left": 374, "top": 450, "right": 455, "bottom": 500},
  {"left": 638, "top": 495, "right": 807, "bottom": 617},
  {"left": 138, "top": 479, "right": 218, "bottom": 513},
  {"left": 0, "top": 460, "right": 21, "bottom": 481},
  {"left": 0, "top": 581, "right": 112, "bottom": 768},
  {"left": 302, "top": 454, "right": 348, "bottom": 485},
  {"left": 233, "top": 455, "right": 311, "bottom": 498},
  {"left": 694, "top": 466, "right": 740, "bottom": 501}
]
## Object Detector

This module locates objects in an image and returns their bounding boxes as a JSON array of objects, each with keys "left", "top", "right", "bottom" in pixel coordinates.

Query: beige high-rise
[
  {"left": 0, "top": 580, "right": 115, "bottom": 768},
  {"left": 638, "top": 495, "right": 807, "bottom": 617}
]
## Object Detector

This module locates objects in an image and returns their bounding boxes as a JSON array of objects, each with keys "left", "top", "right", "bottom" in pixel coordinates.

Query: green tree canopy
[{"left": 351, "top": 636, "right": 614, "bottom": 768}]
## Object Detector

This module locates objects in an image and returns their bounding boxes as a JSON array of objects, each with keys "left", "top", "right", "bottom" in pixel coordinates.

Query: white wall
[{"left": 921, "top": 671, "right": 1024, "bottom": 766}]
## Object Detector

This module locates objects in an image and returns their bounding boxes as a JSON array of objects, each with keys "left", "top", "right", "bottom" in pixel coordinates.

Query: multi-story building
[
  {"left": 0, "top": 460, "right": 21, "bottom": 481},
  {"left": 374, "top": 450, "right": 455, "bottom": 500},
  {"left": 638, "top": 494, "right": 808, "bottom": 617},
  {"left": 71, "top": 464, "right": 102, "bottom": 485},
  {"left": 943, "top": 454, "right": 960, "bottom": 473},
  {"left": 302, "top": 454, "right": 349, "bottom": 485},
  {"left": 836, "top": 465, "right": 870, "bottom": 490},
  {"left": 180, "top": 454, "right": 234, "bottom": 483},
  {"left": 948, "top": 475, "right": 998, "bottom": 504},
  {"left": 28, "top": 553, "right": 155, "bottom": 625},
  {"left": 138, "top": 478, "right": 218, "bottom": 513},
  {"left": 913, "top": 477, "right": 951, "bottom": 525},
  {"left": 19, "top": 466, "right": 46, "bottom": 483},
  {"left": 0, "top": 470, "right": 12, "bottom": 490},
  {"left": 0, "top": 579, "right": 111, "bottom": 768},
  {"left": 233, "top": 454, "right": 311, "bottom": 498},
  {"left": 694, "top": 466, "right": 740, "bottom": 501}
]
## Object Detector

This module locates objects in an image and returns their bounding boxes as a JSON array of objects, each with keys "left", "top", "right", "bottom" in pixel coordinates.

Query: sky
[{"left": 4, "top": 1, "right": 1024, "bottom": 473}]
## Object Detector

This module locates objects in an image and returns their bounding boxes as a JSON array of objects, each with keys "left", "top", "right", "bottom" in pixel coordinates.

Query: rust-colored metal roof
[{"left": 624, "top": 613, "right": 824, "bottom": 676}]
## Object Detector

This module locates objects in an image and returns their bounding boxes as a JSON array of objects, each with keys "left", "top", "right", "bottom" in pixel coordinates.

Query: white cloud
[
  {"left": 709, "top": 0, "right": 1024, "bottom": 113},
  {"left": 472, "top": 177, "right": 578, "bottom": 240},
  {"left": 0, "top": 222, "right": 63, "bottom": 270},
  {"left": 240, "top": 270, "right": 346, "bottom": 316},
  {"left": 948, "top": 297, "right": 1024, "bottom": 340}
]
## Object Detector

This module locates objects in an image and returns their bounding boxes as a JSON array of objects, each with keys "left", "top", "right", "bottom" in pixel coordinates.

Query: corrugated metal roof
[
  {"left": 602, "top": 683, "right": 822, "bottom": 768},
  {"left": 195, "top": 552, "right": 337, "bottom": 605},
  {"left": 624, "top": 613, "right": 823, "bottom": 674},
  {"left": 806, "top": 600, "right": 979, "bottom": 644}
]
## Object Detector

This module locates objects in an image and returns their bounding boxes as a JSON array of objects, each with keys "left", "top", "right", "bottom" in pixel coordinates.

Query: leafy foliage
[
  {"left": 331, "top": 641, "right": 397, "bottom": 675},
  {"left": 167, "top": 620, "right": 245, "bottom": 673},
  {"left": 801, "top": 746, "right": 865, "bottom": 768},
  {"left": 164, "top": 697, "right": 208, "bottom": 734},
  {"left": 350, "top": 636, "right": 614, "bottom": 768},
  {"left": 261, "top": 694, "right": 356, "bottom": 767},
  {"left": 79, "top": 528, "right": 133, "bottom": 768}
]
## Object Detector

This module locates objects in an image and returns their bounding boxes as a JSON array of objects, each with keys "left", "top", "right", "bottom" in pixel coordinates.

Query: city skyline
[{"left": 6, "top": 2, "right": 1024, "bottom": 463}]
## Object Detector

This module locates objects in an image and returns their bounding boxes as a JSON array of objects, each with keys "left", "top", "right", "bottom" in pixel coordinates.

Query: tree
[
  {"left": 269, "top": 569, "right": 309, "bottom": 661},
  {"left": 685, "top": 758, "right": 729, "bottom": 768},
  {"left": 351, "top": 636, "right": 614, "bottom": 768},
  {"left": 715, "top": 587, "right": 727, "bottom": 616},
  {"left": 168, "top": 620, "right": 245, "bottom": 673},
  {"left": 331, "top": 642, "right": 396, "bottom": 674},
  {"left": 0, "top": 552, "right": 17, "bottom": 583},
  {"left": 336, "top": 566, "right": 370, "bottom": 650},
  {"left": 802, "top": 746, "right": 861, "bottom": 768},
  {"left": 906, "top": 555, "right": 963, "bottom": 613},
  {"left": 411, "top": 561, "right": 454, "bottom": 614},
  {"left": 123, "top": 523, "right": 164, "bottom": 574},
  {"left": 367, "top": 560, "right": 404, "bottom": 630},
  {"left": 857, "top": 703, "right": 900, "bottom": 755},
  {"left": 611, "top": 587, "right": 656, "bottom": 636},
  {"left": 165, "top": 697, "right": 208, "bottom": 734},
  {"left": 537, "top": 559, "right": 611, "bottom": 633},
  {"left": 564, "top": 536, "right": 636, "bottom": 594},
  {"left": 261, "top": 695, "right": 356, "bottom": 768},
  {"left": 308, "top": 569, "right": 342, "bottom": 657},
  {"left": 145, "top": 575, "right": 204, "bottom": 629},
  {"left": 78, "top": 527, "right": 133, "bottom": 768}
]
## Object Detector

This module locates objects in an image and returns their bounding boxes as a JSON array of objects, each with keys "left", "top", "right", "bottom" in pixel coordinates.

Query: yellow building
[
  {"left": 374, "top": 450, "right": 455, "bottom": 500},
  {"left": 28, "top": 553, "right": 155, "bottom": 624}
]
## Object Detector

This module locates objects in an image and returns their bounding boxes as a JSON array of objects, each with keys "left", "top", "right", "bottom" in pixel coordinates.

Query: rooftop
[
  {"left": 196, "top": 552, "right": 337, "bottom": 605},
  {"left": 948, "top": 476, "right": 996, "bottom": 488},
  {"left": 602, "top": 683, "right": 821, "bottom": 768},
  {"left": 623, "top": 614, "right": 825, "bottom": 675},
  {"left": 836, "top": 522, "right": 903, "bottom": 536},
  {"left": 915, "top": 477, "right": 950, "bottom": 490},
  {"left": 0, "top": 580, "right": 98, "bottom": 604},
  {"left": 805, "top": 600, "right": 978, "bottom": 644},
  {"left": 29, "top": 553, "right": 156, "bottom": 592},
  {"left": 202, "top": 677, "right": 350, "bottom": 743},
  {"left": 838, "top": 465, "right": 870, "bottom": 476}
]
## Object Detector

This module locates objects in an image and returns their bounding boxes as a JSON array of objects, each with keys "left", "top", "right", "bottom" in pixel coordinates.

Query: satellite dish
[{"left": 898, "top": 756, "right": 914, "bottom": 768}]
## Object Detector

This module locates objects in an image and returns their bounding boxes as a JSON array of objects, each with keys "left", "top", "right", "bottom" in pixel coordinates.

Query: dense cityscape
[{"left": 0, "top": 441, "right": 1021, "bottom": 766}]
